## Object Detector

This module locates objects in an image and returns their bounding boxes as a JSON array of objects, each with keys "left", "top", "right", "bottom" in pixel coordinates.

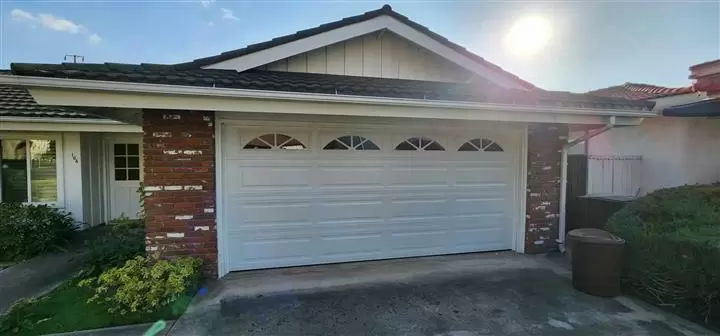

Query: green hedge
[
  {"left": 607, "top": 185, "right": 720, "bottom": 328},
  {"left": 0, "top": 203, "right": 76, "bottom": 261}
]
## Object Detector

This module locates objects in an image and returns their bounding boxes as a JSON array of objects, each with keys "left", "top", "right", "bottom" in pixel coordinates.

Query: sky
[{"left": 0, "top": 0, "right": 718, "bottom": 92}]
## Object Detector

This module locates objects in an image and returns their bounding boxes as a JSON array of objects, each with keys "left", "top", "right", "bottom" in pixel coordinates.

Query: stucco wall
[{"left": 572, "top": 116, "right": 719, "bottom": 194}]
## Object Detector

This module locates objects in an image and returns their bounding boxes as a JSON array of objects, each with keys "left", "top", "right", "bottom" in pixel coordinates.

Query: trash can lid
[{"left": 567, "top": 228, "right": 625, "bottom": 245}]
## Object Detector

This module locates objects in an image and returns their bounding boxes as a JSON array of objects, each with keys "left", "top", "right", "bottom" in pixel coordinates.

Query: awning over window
[{"left": 663, "top": 99, "right": 720, "bottom": 117}]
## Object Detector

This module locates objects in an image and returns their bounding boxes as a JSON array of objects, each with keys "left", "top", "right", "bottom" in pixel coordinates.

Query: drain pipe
[{"left": 558, "top": 116, "right": 617, "bottom": 252}]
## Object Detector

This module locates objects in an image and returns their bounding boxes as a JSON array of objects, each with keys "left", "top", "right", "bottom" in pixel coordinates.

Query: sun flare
[{"left": 504, "top": 15, "right": 552, "bottom": 57}]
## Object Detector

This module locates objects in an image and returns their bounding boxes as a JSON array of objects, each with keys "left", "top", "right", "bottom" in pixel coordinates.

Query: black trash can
[{"left": 567, "top": 228, "right": 625, "bottom": 297}]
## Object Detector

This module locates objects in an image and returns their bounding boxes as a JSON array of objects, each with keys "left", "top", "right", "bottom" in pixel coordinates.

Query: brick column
[
  {"left": 525, "top": 123, "right": 567, "bottom": 253},
  {"left": 143, "top": 110, "right": 217, "bottom": 276}
]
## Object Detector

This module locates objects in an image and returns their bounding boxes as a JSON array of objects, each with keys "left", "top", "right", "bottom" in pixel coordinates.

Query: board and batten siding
[{"left": 255, "top": 32, "right": 473, "bottom": 83}]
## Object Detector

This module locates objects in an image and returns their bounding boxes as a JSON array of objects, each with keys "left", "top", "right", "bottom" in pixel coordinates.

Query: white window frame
[{"left": 0, "top": 132, "right": 65, "bottom": 207}]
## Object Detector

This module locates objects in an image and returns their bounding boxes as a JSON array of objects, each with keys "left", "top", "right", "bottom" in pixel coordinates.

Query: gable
[
  {"left": 195, "top": 5, "right": 534, "bottom": 90},
  {"left": 252, "top": 32, "right": 473, "bottom": 83}
]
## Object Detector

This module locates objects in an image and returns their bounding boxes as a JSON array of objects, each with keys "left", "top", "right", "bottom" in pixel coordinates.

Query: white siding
[
  {"left": 81, "top": 133, "right": 106, "bottom": 227},
  {"left": 255, "top": 32, "right": 473, "bottom": 83},
  {"left": 62, "top": 133, "right": 84, "bottom": 224}
]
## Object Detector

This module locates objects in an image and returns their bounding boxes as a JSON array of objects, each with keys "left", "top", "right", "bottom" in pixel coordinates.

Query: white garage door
[{"left": 220, "top": 121, "right": 520, "bottom": 271}]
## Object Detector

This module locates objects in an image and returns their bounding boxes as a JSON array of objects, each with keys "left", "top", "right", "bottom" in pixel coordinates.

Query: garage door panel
[
  {"left": 389, "top": 167, "right": 450, "bottom": 186},
  {"left": 450, "top": 227, "right": 506, "bottom": 243},
  {"left": 317, "top": 166, "right": 385, "bottom": 187},
  {"left": 240, "top": 202, "right": 313, "bottom": 223},
  {"left": 452, "top": 213, "right": 505, "bottom": 229},
  {"left": 222, "top": 123, "right": 520, "bottom": 271},
  {"left": 390, "top": 198, "right": 449, "bottom": 217},
  {"left": 455, "top": 167, "right": 511, "bottom": 185},
  {"left": 318, "top": 200, "right": 385, "bottom": 220},
  {"left": 454, "top": 198, "right": 508, "bottom": 214},
  {"left": 240, "top": 166, "right": 313, "bottom": 187}
]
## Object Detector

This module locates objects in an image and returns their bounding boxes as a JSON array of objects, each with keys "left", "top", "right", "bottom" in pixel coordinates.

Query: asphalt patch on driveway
[{"left": 190, "top": 268, "right": 693, "bottom": 335}]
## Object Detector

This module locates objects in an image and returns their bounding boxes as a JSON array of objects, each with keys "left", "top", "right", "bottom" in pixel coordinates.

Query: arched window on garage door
[
  {"left": 323, "top": 136, "right": 380, "bottom": 150},
  {"left": 243, "top": 134, "right": 307, "bottom": 150},
  {"left": 395, "top": 137, "right": 445, "bottom": 151},
  {"left": 458, "top": 138, "right": 504, "bottom": 152}
]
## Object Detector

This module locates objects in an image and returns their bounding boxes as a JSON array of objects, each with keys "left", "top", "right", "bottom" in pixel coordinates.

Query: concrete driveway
[{"left": 168, "top": 253, "right": 715, "bottom": 336}]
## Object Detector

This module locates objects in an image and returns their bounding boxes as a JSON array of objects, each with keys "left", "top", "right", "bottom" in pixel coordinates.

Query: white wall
[
  {"left": 254, "top": 31, "right": 473, "bottom": 83},
  {"left": 576, "top": 116, "right": 719, "bottom": 194},
  {"left": 684, "top": 117, "right": 720, "bottom": 185}
]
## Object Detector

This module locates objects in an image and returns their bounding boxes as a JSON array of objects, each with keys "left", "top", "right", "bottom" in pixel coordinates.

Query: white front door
[
  {"left": 108, "top": 142, "right": 142, "bottom": 219},
  {"left": 221, "top": 120, "right": 522, "bottom": 271}
]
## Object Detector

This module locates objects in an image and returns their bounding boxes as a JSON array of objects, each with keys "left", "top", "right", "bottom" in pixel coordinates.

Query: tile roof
[
  {"left": 175, "top": 4, "right": 536, "bottom": 90},
  {"left": 10, "top": 63, "right": 653, "bottom": 111},
  {"left": 0, "top": 85, "right": 106, "bottom": 119},
  {"left": 587, "top": 83, "right": 696, "bottom": 101}
]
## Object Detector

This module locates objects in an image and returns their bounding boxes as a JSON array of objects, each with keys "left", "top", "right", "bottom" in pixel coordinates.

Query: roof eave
[{"left": 0, "top": 75, "right": 655, "bottom": 118}]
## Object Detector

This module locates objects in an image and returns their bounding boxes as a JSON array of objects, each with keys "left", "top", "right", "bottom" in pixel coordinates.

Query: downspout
[{"left": 557, "top": 116, "right": 618, "bottom": 252}]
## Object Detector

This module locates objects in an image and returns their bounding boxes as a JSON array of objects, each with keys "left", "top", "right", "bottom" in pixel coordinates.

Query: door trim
[{"left": 103, "top": 134, "right": 143, "bottom": 223}]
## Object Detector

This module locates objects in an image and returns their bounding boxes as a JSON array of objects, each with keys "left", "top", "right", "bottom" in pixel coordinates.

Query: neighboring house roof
[
  {"left": 0, "top": 85, "right": 105, "bottom": 119},
  {"left": 176, "top": 4, "right": 536, "bottom": 90},
  {"left": 9, "top": 63, "right": 654, "bottom": 111},
  {"left": 690, "top": 59, "right": 720, "bottom": 71},
  {"left": 587, "top": 83, "right": 696, "bottom": 101}
]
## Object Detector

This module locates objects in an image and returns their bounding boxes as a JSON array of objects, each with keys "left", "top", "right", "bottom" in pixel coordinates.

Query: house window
[
  {"left": 395, "top": 137, "right": 445, "bottom": 151},
  {"left": 114, "top": 144, "right": 141, "bottom": 181},
  {"left": 0, "top": 139, "right": 58, "bottom": 203},
  {"left": 323, "top": 136, "right": 380, "bottom": 150},
  {"left": 243, "top": 134, "right": 307, "bottom": 150},
  {"left": 458, "top": 138, "right": 504, "bottom": 152}
]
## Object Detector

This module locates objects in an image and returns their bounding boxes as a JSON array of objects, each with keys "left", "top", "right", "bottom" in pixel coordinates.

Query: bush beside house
[
  {"left": 0, "top": 217, "right": 203, "bottom": 335},
  {"left": 607, "top": 185, "right": 720, "bottom": 328},
  {"left": 0, "top": 203, "right": 76, "bottom": 261}
]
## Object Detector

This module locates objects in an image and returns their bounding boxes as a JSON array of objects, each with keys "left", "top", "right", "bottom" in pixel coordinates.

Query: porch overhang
[
  {"left": 0, "top": 75, "right": 655, "bottom": 126},
  {"left": 0, "top": 116, "right": 142, "bottom": 132}
]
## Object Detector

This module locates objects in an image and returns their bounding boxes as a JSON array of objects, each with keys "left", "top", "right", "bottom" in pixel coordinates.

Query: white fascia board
[
  {"left": 0, "top": 75, "right": 655, "bottom": 124},
  {"left": 204, "top": 17, "right": 388, "bottom": 71},
  {"left": 0, "top": 116, "right": 128, "bottom": 125},
  {"left": 203, "top": 15, "right": 526, "bottom": 90},
  {"left": 380, "top": 16, "right": 524, "bottom": 89},
  {"left": 0, "top": 118, "right": 142, "bottom": 133}
]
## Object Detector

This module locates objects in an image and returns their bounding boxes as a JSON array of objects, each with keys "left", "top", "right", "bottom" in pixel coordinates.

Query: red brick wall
[
  {"left": 525, "top": 123, "right": 568, "bottom": 253},
  {"left": 142, "top": 110, "right": 217, "bottom": 276}
]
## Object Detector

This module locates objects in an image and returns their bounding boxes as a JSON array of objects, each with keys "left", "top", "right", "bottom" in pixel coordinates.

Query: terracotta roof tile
[{"left": 587, "top": 82, "right": 696, "bottom": 100}]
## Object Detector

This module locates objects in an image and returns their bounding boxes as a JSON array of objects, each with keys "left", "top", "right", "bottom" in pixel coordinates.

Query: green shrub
[
  {"left": 0, "top": 298, "right": 42, "bottom": 334},
  {"left": 80, "top": 216, "right": 145, "bottom": 277},
  {"left": 79, "top": 255, "right": 202, "bottom": 315},
  {"left": 0, "top": 203, "right": 76, "bottom": 261},
  {"left": 607, "top": 185, "right": 720, "bottom": 327}
]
